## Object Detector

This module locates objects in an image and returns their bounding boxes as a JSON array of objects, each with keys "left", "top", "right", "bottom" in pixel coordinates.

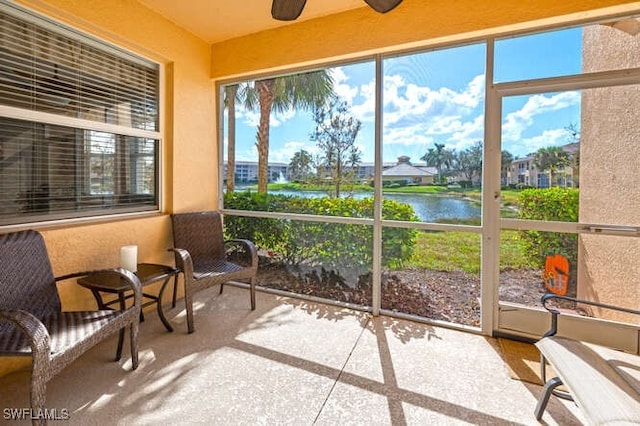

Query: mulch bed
[{"left": 256, "top": 257, "right": 548, "bottom": 327}]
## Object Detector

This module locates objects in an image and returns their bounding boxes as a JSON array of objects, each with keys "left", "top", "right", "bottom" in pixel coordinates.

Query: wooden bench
[
  {"left": 534, "top": 294, "right": 640, "bottom": 424},
  {"left": 0, "top": 230, "right": 142, "bottom": 425}
]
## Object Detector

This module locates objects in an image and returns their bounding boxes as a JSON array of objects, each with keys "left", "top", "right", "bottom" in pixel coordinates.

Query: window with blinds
[{"left": 0, "top": 2, "right": 160, "bottom": 226}]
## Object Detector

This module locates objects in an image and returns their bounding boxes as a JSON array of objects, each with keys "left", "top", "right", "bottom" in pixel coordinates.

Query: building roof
[{"left": 382, "top": 163, "right": 436, "bottom": 178}]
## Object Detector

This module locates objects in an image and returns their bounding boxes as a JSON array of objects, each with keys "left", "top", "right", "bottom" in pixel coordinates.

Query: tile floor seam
[{"left": 312, "top": 315, "right": 371, "bottom": 424}]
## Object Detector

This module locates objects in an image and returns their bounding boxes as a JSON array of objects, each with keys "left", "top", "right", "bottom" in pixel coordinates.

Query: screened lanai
[{"left": 1, "top": 0, "right": 639, "bottom": 423}]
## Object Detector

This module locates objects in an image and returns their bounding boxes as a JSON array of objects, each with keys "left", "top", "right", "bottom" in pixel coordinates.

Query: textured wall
[{"left": 579, "top": 22, "right": 640, "bottom": 321}]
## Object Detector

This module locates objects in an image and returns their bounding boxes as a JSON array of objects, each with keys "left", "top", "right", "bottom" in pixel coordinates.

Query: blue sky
[{"left": 225, "top": 27, "right": 582, "bottom": 164}]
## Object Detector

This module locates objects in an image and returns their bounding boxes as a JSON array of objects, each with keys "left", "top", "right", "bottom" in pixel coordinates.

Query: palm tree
[
  {"left": 224, "top": 84, "right": 239, "bottom": 192},
  {"left": 288, "top": 149, "right": 314, "bottom": 182},
  {"left": 534, "top": 146, "right": 570, "bottom": 188},
  {"left": 243, "top": 71, "right": 334, "bottom": 193},
  {"left": 421, "top": 143, "right": 453, "bottom": 184}
]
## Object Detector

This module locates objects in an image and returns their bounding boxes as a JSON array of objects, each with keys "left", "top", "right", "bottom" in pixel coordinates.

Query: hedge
[
  {"left": 518, "top": 187, "right": 579, "bottom": 293},
  {"left": 223, "top": 191, "right": 419, "bottom": 274}
]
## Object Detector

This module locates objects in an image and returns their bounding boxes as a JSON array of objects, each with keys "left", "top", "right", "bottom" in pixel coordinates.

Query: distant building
[
  {"left": 223, "top": 161, "right": 288, "bottom": 184},
  {"left": 381, "top": 156, "right": 437, "bottom": 184},
  {"left": 224, "top": 156, "right": 441, "bottom": 185},
  {"left": 504, "top": 155, "right": 537, "bottom": 187},
  {"left": 503, "top": 142, "right": 579, "bottom": 188},
  {"left": 353, "top": 162, "right": 375, "bottom": 181}
]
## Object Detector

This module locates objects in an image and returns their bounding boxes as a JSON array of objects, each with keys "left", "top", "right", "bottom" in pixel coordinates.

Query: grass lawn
[{"left": 406, "top": 229, "right": 535, "bottom": 274}]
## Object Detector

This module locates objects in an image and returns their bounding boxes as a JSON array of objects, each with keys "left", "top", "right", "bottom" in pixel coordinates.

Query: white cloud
[
  {"left": 381, "top": 73, "right": 484, "bottom": 124},
  {"left": 512, "top": 128, "right": 570, "bottom": 156},
  {"left": 239, "top": 107, "right": 297, "bottom": 128},
  {"left": 351, "top": 80, "right": 376, "bottom": 122},
  {"left": 377, "top": 73, "right": 485, "bottom": 151},
  {"left": 330, "top": 67, "right": 359, "bottom": 106},
  {"left": 329, "top": 67, "right": 376, "bottom": 123},
  {"left": 384, "top": 125, "right": 435, "bottom": 146},
  {"left": 269, "top": 140, "right": 319, "bottom": 164},
  {"left": 448, "top": 115, "right": 485, "bottom": 150},
  {"left": 427, "top": 115, "right": 465, "bottom": 135},
  {"left": 502, "top": 91, "right": 580, "bottom": 142},
  {"left": 454, "top": 75, "right": 485, "bottom": 108}
]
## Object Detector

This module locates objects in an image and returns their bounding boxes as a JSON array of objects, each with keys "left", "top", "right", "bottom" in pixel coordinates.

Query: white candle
[{"left": 120, "top": 245, "right": 138, "bottom": 273}]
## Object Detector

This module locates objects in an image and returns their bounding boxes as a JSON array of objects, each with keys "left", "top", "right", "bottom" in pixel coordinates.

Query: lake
[{"left": 271, "top": 190, "right": 481, "bottom": 223}]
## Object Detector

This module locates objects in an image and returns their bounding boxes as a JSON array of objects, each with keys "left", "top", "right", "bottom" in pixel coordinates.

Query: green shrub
[
  {"left": 383, "top": 180, "right": 407, "bottom": 188},
  {"left": 223, "top": 191, "right": 419, "bottom": 274},
  {"left": 518, "top": 187, "right": 578, "bottom": 279}
]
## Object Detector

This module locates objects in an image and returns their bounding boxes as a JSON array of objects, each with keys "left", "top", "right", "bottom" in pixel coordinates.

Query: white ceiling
[{"left": 137, "top": 0, "right": 367, "bottom": 44}]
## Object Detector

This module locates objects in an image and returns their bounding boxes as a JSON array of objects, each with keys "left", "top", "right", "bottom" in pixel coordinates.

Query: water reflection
[
  {"left": 270, "top": 190, "right": 480, "bottom": 222},
  {"left": 383, "top": 192, "right": 480, "bottom": 223}
]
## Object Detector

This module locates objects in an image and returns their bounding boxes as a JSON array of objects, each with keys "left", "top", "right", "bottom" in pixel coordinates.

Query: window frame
[{"left": 0, "top": 1, "right": 163, "bottom": 228}]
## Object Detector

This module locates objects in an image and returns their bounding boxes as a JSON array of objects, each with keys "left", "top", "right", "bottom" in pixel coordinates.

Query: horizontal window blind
[
  {"left": 0, "top": 1, "right": 160, "bottom": 226},
  {"left": 0, "top": 117, "right": 158, "bottom": 225},
  {"left": 0, "top": 9, "right": 159, "bottom": 130}
]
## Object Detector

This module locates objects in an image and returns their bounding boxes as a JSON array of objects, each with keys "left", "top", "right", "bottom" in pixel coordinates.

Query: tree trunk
[
  {"left": 335, "top": 159, "right": 342, "bottom": 198},
  {"left": 256, "top": 79, "right": 275, "bottom": 193},
  {"left": 226, "top": 85, "right": 237, "bottom": 192}
]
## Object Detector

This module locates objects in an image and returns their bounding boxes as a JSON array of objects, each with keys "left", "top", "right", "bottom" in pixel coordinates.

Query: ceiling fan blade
[
  {"left": 364, "top": 0, "right": 403, "bottom": 13},
  {"left": 271, "top": 0, "right": 307, "bottom": 21}
]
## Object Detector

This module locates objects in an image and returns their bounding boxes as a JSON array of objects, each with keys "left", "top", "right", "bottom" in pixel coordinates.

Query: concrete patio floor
[{"left": 0, "top": 285, "right": 584, "bottom": 425}]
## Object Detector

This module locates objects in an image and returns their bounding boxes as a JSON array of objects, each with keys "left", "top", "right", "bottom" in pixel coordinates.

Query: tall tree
[
  {"left": 568, "top": 150, "right": 580, "bottom": 188},
  {"left": 564, "top": 123, "right": 580, "bottom": 188},
  {"left": 311, "top": 98, "right": 362, "bottom": 198},
  {"left": 565, "top": 123, "right": 580, "bottom": 143},
  {"left": 455, "top": 141, "right": 483, "bottom": 183},
  {"left": 288, "top": 149, "right": 314, "bottom": 182},
  {"left": 501, "top": 150, "right": 514, "bottom": 186},
  {"left": 534, "top": 146, "right": 570, "bottom": 188},
  {"left": 224, "top": 84, "right": 239, "bottom": 192},
  {"left": 421, "top": 143, "right": 454, "bottom": 184},
  {"left": 242, "top": 71, "right": 334, "bottom": 193}
]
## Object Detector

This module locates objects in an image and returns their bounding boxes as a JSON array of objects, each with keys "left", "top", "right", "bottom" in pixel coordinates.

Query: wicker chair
[
  {"left": 170, "top": 211, "right": 258, "bottom": 333},
  {"left": 0, "top": 230, "right": 141, "bottom": 426}
]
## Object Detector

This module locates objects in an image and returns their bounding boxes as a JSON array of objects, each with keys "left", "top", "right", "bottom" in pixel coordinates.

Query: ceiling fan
[{"left": 271, "top": 0, "right": 403, "bottom": 21}]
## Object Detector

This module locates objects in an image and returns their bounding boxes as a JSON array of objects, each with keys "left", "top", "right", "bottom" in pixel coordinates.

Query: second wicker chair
[{"left": 170, "top": 211, "right": 258, "bottom": 333}]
